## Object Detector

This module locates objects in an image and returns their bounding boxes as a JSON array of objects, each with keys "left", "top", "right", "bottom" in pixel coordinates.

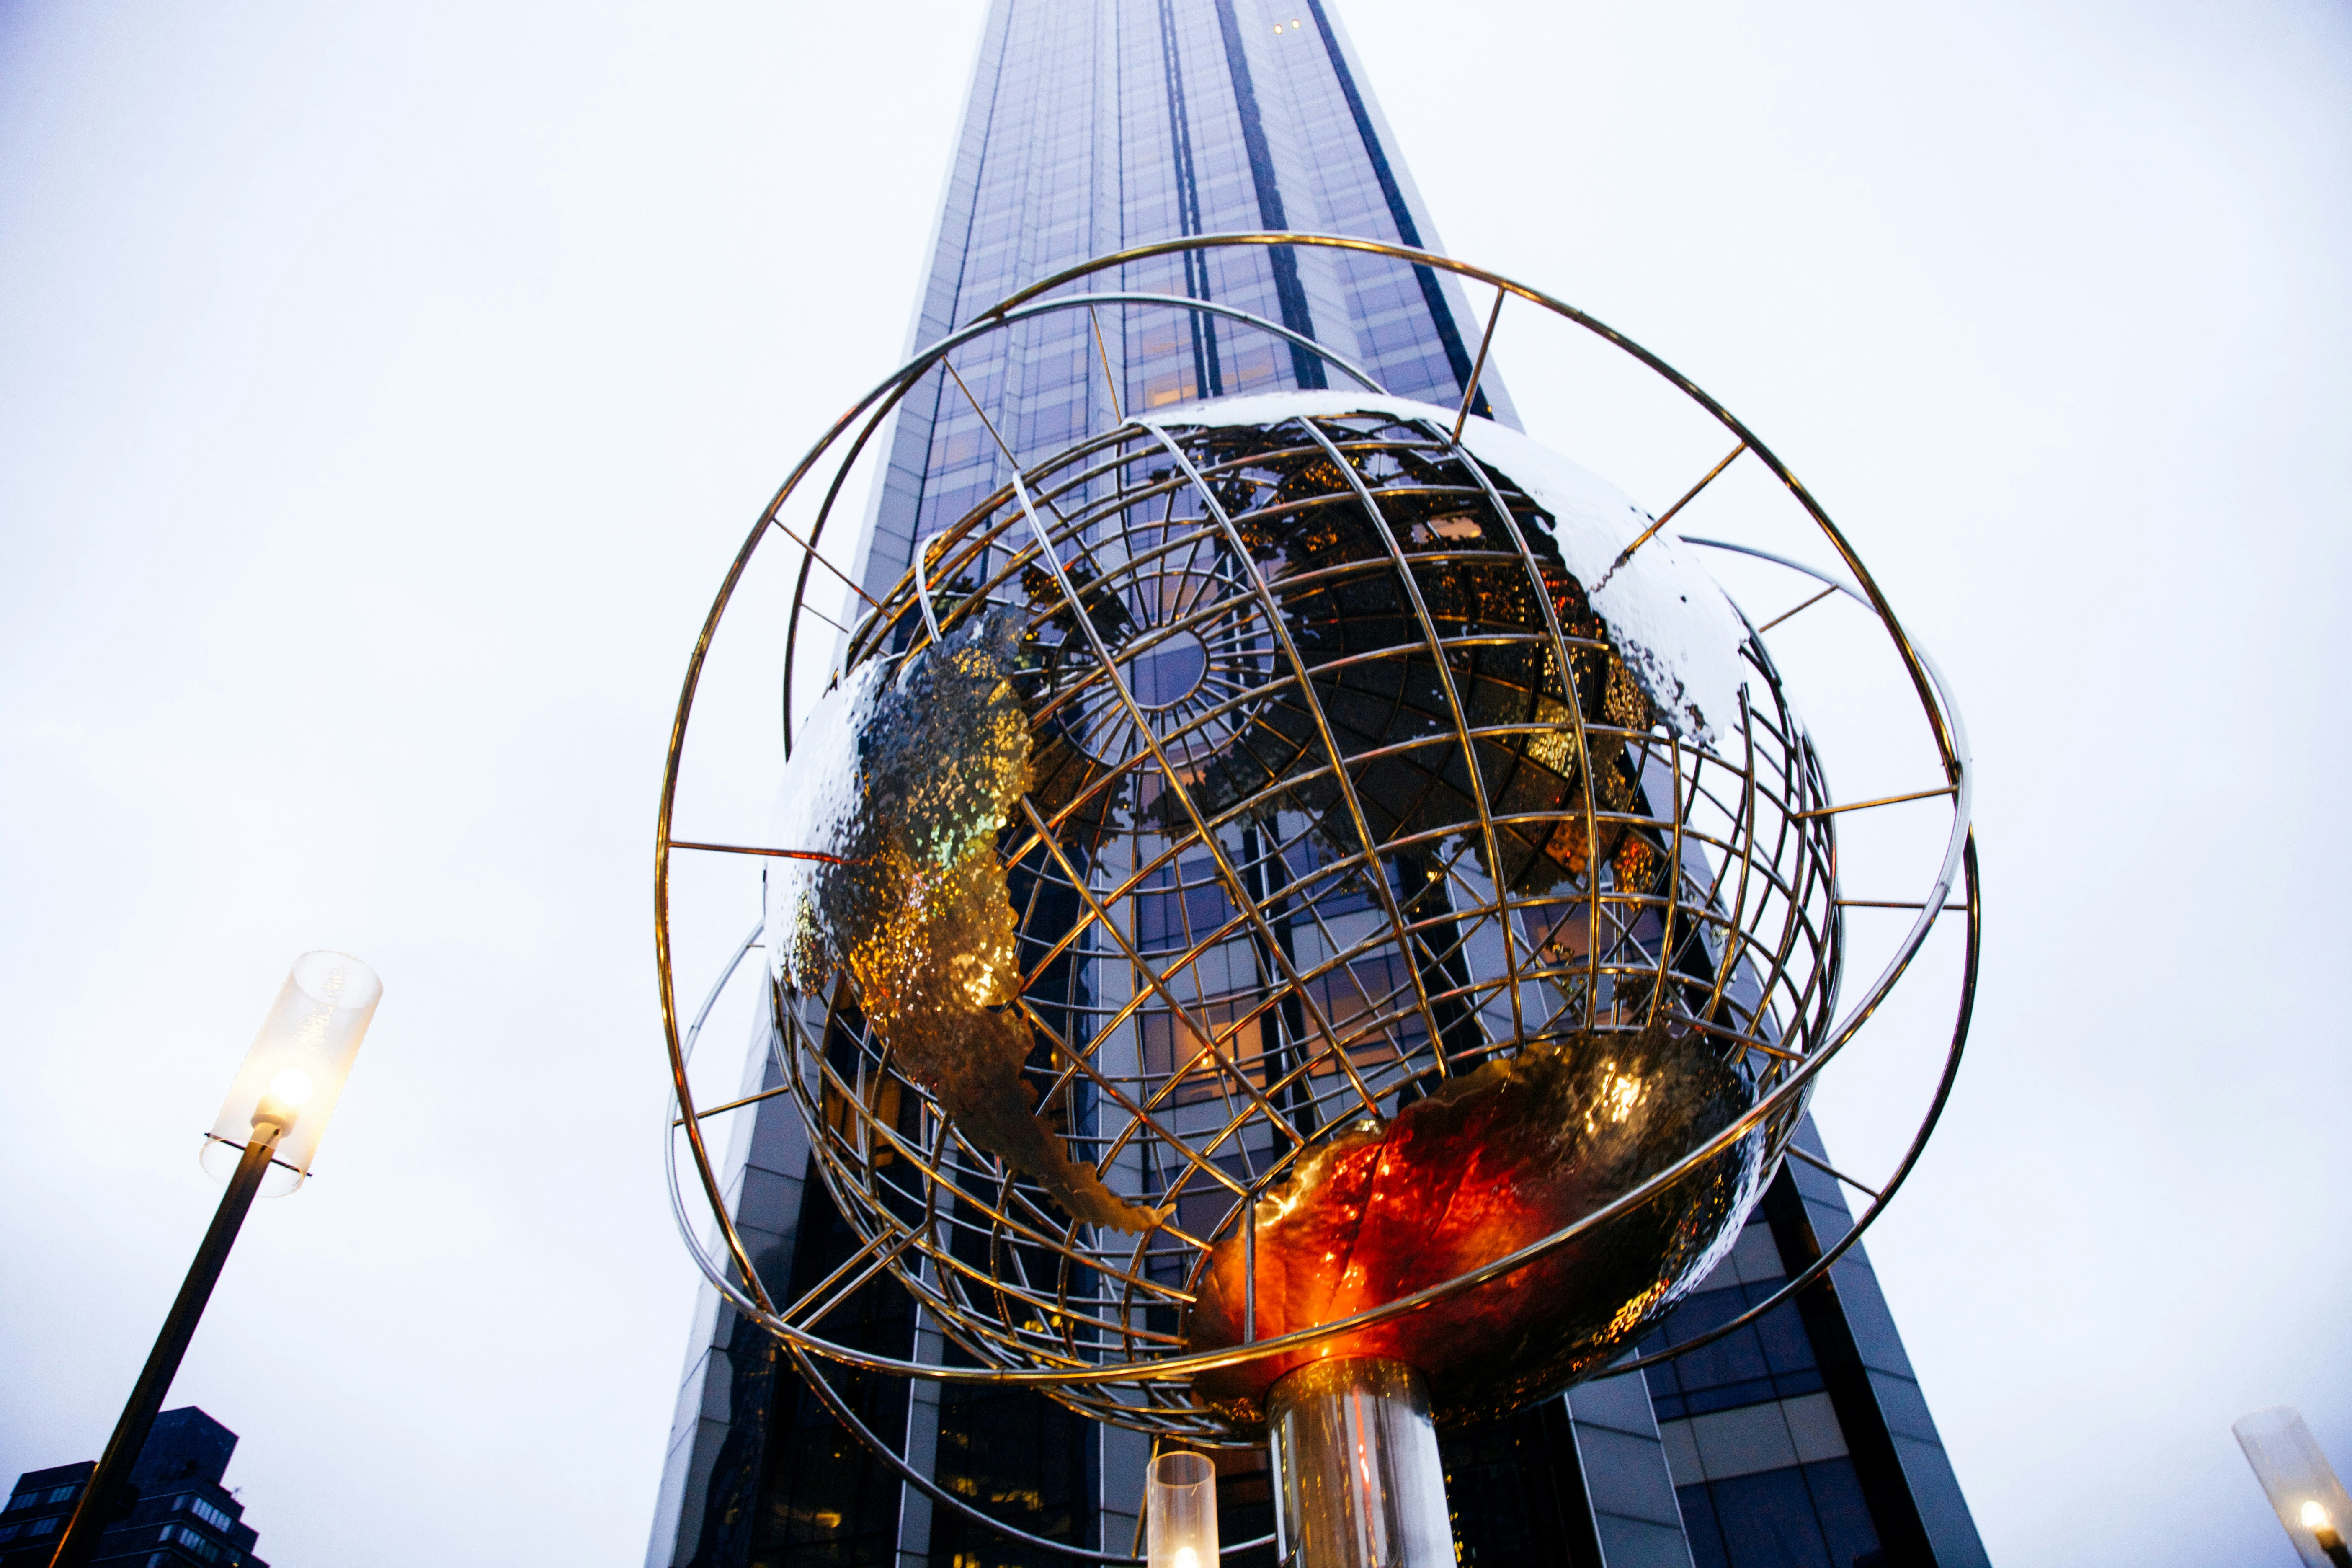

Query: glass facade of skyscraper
[
  {"left": 648, "top": 4, "right": 1989, "bottom": 1565},
  {"left": 850, "top": 0, "right": 1513, "bottom": 606}
]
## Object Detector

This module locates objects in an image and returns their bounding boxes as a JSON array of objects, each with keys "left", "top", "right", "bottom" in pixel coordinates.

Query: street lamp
[
  {"left": 47, "top": 951, "right": 382, "bottom": 1568},
  {"left": 2236, "top": 1406, "right": 2352, "bottom": 1568},
  {"left": 1145, "top": 1451, "right": 1218, "bottom": 1568}
]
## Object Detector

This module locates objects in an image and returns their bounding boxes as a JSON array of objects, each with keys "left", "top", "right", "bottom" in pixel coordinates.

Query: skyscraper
[{"left": 648, "top": 3, "right": 1989, "bottom": 1564}]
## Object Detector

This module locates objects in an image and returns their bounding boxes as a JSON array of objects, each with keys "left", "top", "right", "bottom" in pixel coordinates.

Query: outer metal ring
[{"left": 655, "top": 232, "right": 1978, "bottom": 1558}]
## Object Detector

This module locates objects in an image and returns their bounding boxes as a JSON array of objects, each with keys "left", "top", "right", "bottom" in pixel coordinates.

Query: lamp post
[
  {"left": 47, "top": 951, "right": 382, "bottom": 1568},
  {"left": 2236, "top": 1407, "right": 2352, "bottom": 1568}
]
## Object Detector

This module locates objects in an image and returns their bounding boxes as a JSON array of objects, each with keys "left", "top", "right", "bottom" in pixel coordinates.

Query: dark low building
[{"left": 0, "top": 1408, "right": 267, "bottom": 1568}]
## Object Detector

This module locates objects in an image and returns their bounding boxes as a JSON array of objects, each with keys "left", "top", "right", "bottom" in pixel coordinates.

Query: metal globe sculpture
[
  {"left": 763, "top": 389, "right": 1824, "bottom": 1435},
  {"left": 656, "top": 235, "right": 1977, "bottom": 1560}
]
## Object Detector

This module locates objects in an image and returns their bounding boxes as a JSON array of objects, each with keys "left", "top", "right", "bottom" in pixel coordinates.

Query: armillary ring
[{"left": 654, "top": 234, "right": 1978, "bottom": 1563}]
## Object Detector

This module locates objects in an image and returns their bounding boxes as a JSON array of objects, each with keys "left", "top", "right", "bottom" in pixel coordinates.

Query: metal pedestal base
[{"left": 1267, "top": 1358, "right": 1452, "bottom": 1568}]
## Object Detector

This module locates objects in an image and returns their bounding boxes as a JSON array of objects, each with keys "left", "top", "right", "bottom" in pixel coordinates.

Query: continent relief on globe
[
  {"left": 769, "top": 609, "right": 1169, "bottom": 1234},
  {"left": 1184, "top": 1017, "right": 1761, "bottom": 1428}
]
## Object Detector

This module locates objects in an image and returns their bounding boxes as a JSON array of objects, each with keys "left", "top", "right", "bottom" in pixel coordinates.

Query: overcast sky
[{"left": 2, "top": 3, "right": 2347, "bottom": 1565}]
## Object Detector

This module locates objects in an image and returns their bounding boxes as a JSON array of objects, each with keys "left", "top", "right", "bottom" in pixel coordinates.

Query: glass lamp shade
[
  {"left": 1146, "top": 1452, "right": 1217, "bottom": 1568},
  {"left": 200, "top": 951, "right": 382, "bottom": 1196},
  {"left": 2236, "top": 1407, "right": 2352, "bottom": 1568}
]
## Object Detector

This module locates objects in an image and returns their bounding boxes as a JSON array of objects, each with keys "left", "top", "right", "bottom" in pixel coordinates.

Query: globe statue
[
  {"left": 659, "top": 237, "right": 1974, "bottom": 1568},
  {"left": 756, "top": 384, "right": 1831, "bottom": 1539}
]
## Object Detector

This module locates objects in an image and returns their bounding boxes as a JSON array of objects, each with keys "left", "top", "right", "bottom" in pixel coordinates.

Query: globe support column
[{"left": 1267, "top": 1359, "right": 1454, "bottom": 1568}]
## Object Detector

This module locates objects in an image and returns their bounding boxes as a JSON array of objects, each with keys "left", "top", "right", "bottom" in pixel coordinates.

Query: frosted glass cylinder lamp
[
  {"left": 1146, "top": 1451, "right": 1217, "bottom": 1568},
  {"left": 2236, "top": 1406, "right": 2352, "bottom": 1568},
  {"left": 200, "top": 950, "right": 383, "bottom": 1195}
]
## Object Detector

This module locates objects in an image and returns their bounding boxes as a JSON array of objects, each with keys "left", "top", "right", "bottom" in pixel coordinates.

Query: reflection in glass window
[
  {"left": 1135, "top": 857, "right": 1238, "bottom": 952},
  {"left": 1139, "top": 991, "right": 1266, "bottom": 1106},
  {"left": 1641, "top": 1284, "right": 1823, "bottom": 1421},
  {"left": 1303, "top": 949, "right": 1427, "bottom": 1078},
  {"left": 1677, "top": 1459, "right": 1880, "bottom": 1568}
]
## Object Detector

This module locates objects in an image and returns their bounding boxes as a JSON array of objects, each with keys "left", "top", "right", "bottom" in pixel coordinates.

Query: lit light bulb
[
  {"left": 268, "top": 1068, "right": 315, "bottom": 1106},
  {"left": 1173, "top": 1550, "right": 1199, "bottom": 1568},
  {"left": 2306, "top": 1498, "right": 2350, "bottom": 1559}
]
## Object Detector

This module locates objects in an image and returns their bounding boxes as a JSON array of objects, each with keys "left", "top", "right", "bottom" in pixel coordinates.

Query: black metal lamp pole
[
  {"left": 42, "top": 950, "right": 384, "bottom": 1567},
  {"left": 46, "top": 1112, "right": 289, "bottom": 1568}
]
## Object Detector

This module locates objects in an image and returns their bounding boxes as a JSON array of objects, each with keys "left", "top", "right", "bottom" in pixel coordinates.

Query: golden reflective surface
[
  {"left": 771, "top": 609, "right": 1167, "bottom": 1232},
  {"left": 1185, "top": 1017, "right": 1760, "bottom": 1429}
]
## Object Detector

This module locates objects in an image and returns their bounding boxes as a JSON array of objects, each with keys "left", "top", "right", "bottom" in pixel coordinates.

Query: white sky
[{"left": 1, "top": 3, "right": 2346, "bottom": 1565}]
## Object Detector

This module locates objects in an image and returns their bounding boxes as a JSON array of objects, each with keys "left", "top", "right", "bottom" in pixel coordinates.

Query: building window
[
  {"left": 157, "top": 1523, "right": 224, "bottom": 1563},
  {"left": 1302, "top": 950, "right": 1429, "bottom": 1078},
  {"left": 1135, "top": 857, "right": 1237, "bottom": 952},
  {"left": 173, "top": 1495, "right": 233, "bottom": 1532},
  {"left": 1677, "top": 1459, "right": 1881, "bottom": 1568},
  {"left": 1273, "top": 831, "right": 1399, "bottom": 918},
  {"left": 1139, "top": 990, "right": 1266, "bottom": 1106}
]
